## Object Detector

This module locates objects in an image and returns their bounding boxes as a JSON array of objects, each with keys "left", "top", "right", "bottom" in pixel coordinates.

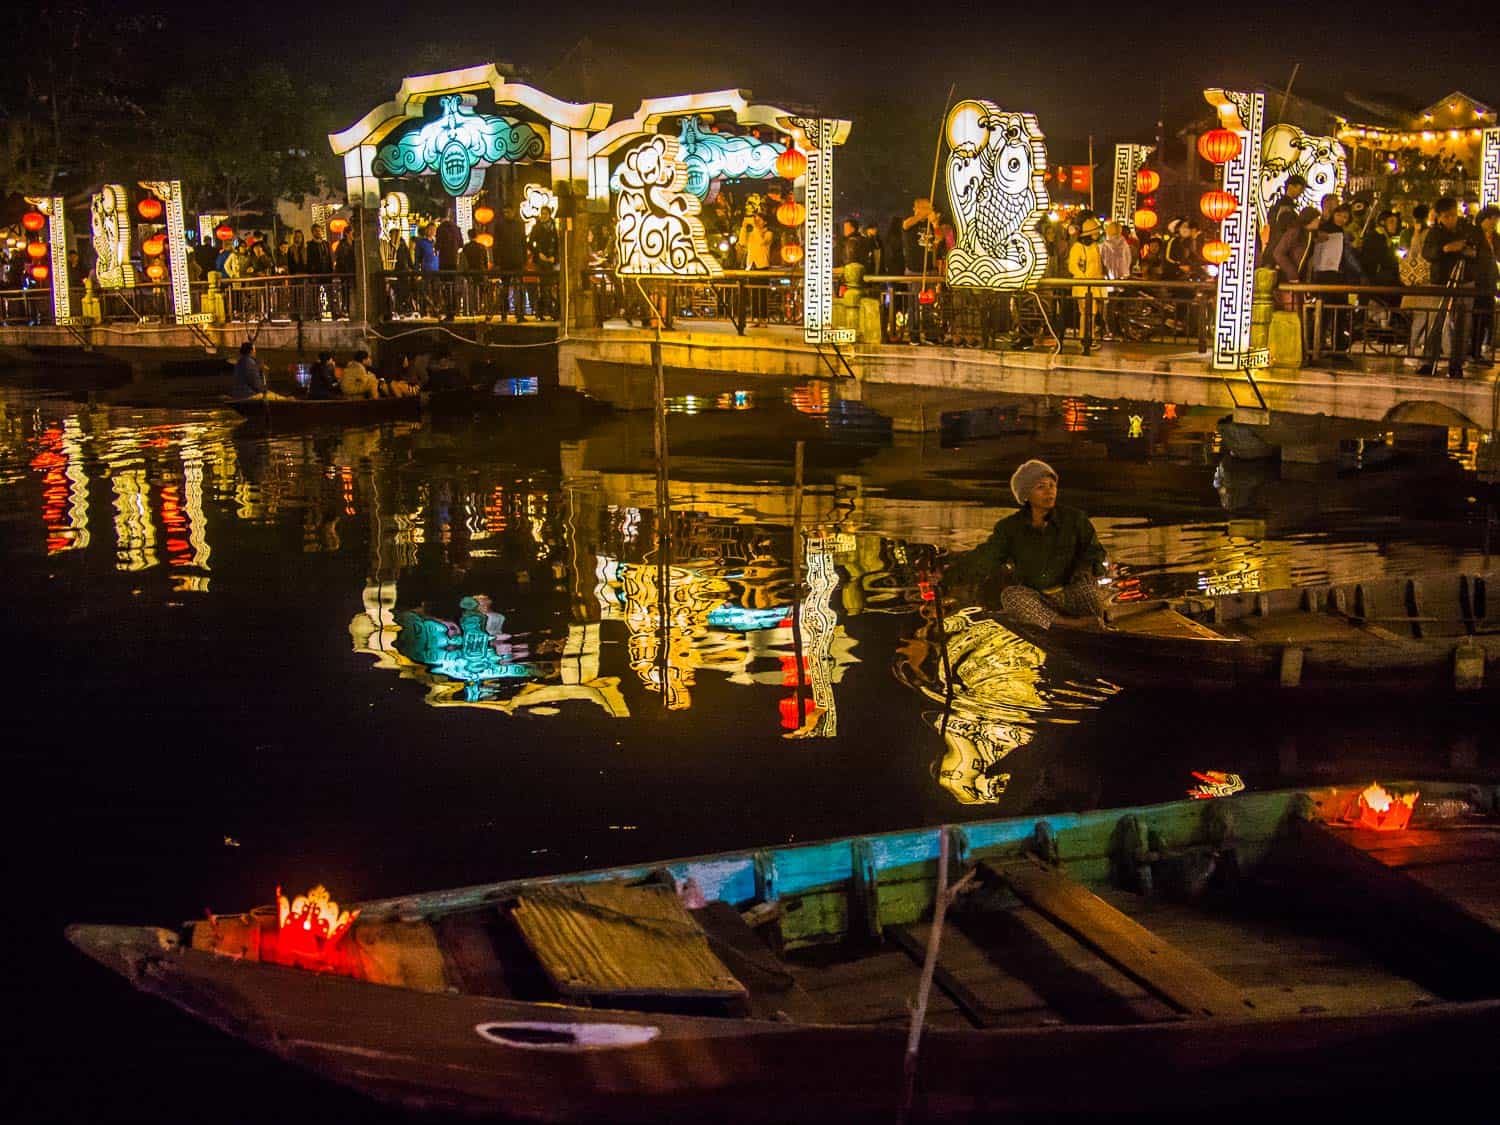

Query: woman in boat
[
  {"left": 339, "top": 350, "right": 380, "bottom": 400},
  {"left": 948, "top": 458, "right": 1109, "bottom": 630}
]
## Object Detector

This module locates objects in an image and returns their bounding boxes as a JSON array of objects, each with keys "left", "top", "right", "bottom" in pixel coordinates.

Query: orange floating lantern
[
  {"left": 776, "top": 199, "right": 806, "bottom": 227},
  {"left": 215, "top": 223, "right": 234, "bottom": 242},
  {"left": 775, "top": 147, "right": 807, "bottom": 180},
  {"left": 26, "top": 241, "right": 47, "bottom": 259},
  {"left": 1352, "top": 783, "right": 1418, "bottom": 832},
  {"left": 474, "top": 232, "right": 494, "bottom": 248},
  {"left": 1198, "top": 128, "right": 1242, "bottom": 165},
  {"left": 781, "top": 242, "right": 804, "bottom": 265},
  {"left": 145, "top": 261, "right": 167, "bottom": 281},
  {"left": 328, "top": 216, "right": 350, "bottom": 235},
  {"left": 1200, "top": 239, "right": 1232, "bottom": 264},
  {"left": 267, "top": 884, "right": 361, "bottom": 972},
  {"left": 1133, "top": 208, "right": 1158, "bottom": 231},
  {"left": 30, "top": 263, "right": 49, "bottom": 281},
  {"left": 137, "top": 197, "right": 163, "bottom": 221},
  {"left": 473, "top": 204, "right": 495, "bottom": 225},
  {"left": 1200, "top": 190, "right": 1238, "bottom": 222},
  {"left": 1135, "top": 168, "right": 1160, "bottom": 194},
  {"left": 142, "top": 234, "right": 167, "bottom": 257},
  {"left": 22, "top": 211, "right": 47, "bottom": 233}
]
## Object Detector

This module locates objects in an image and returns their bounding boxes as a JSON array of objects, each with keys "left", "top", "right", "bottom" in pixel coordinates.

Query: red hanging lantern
[
  {"left": 781, "top": 242, "right": 804, "bottom": 265},
  {"left": 1199, "top": 190, "right": 1239, "bottom": 222},
  {"left": 473, "top": 204, "right": 495, "bottom": 225},
  {"left": 137, "top": 197, "right": 164, "bottom": 221},
  {"left": 775, "top": 147, "right": 807, "bottom": 180},
  {"left": 1200, "top": 239, "right": 1232, "bottom": 264},
  {"left": 30, "top": 263, "right": 49, "bottom": 281},
  {"left": 145, "top": 261, "right": 167, "bottom": 281},
  {"left": 26, "top": 241, "right": 48, "bottom": 260},
  {"left": 474, "top": 232, "right": 494, "bottom": 248},
  {"left": 328, "top": 216, "right": 350, "bottom": 235},
  {"left": 215, "top": 223, "right": 234, "bottom": 242},
  {"left": 1135, "top": 168, "right": 1160, "bottom": 194},
  {"left": 776, "top": 199, "right": 806, "bottom": 227},
  {"left": 22, "top": 211, "right": 47, "bottom": 233},
  {"left": 918, "top": 287, "right": 937, "bottom": 306},
  {"left": 1133, "top": 208, "right": 1158, "bottom": 231},
  {"left": 142, "top": 234, "right": 167, "bottom": 257},
  {"left": 1197, "top": 128, "right": 1242, "bottom": 165}
]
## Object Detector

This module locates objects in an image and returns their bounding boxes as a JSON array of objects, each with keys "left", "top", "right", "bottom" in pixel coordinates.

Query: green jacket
[{"left": 950, "top": 504, "right": 1106, "bottom": 592}]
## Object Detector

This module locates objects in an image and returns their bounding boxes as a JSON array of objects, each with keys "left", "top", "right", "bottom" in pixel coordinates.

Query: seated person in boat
[
  {"left": 383, "top": 353, "right": 423, "bottom": 398},
  {"left": 307, "top": 351, "right": 341, "bottom": 400},
  {"left": 949, "top": 459, "right": 1110, "bottom": 630},
  {"left": 230, "top": 342, "right": 289, "bottom": 400},
  {"left": 339, "top": 350, "right": 380, "bottom": 399}
]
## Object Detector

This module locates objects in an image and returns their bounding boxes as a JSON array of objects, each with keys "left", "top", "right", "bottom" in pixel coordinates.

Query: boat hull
[{"left": 228, "top": 395, "right": 423, "bottom": 425}]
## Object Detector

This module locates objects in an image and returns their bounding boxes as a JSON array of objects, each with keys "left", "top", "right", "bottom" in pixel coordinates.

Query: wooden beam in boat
[
  {"left": 985, "top": 858, "right": 1258, "bottom": 1019},
  {"left": 886, "top": 921, "right": 1058, "bottom": 1028}
]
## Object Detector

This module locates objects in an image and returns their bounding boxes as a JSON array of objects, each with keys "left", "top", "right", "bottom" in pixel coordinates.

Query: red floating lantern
[
  {"left": 26, "top": 241, "right": 48, "bottom": 260},
  {"left": 1352, "top": 783, "right": 1418, "bottom": 832},
  {"left": 267, "top": 884, "right": 361, "bottom": 973},
  {"left": 473, "top": 204, "right": 495, "bottom": 225},
  {"left": 775, "top": 147, "right": 807, "bottom": 180},
  {"left": 328, "top": 216, "right": 349, "bottom": 235},
  {"left": 781, "top": 242, "right": 804, "bottom": 265},
  {"left": 1200, "top": 190, "right": 1239, "bottom": 223},
  {"left": 1133, "top": 208, "right": 1158, "bottom": 231},
  {"left": 142, "top": 234, "right": 167, "bottom": 257},
  {"left": 1200, "top": 239, "right": 1232, "bottom": 264},
  {"left": 776, "top": 199, "right": 806, "bottom": 227},
  {"left": 30, "top": 263, "right": 49, "bottom": 281},
  {"left": 215, "top": 223, "right": 234, "bottom": 242},
  {"left": 474, "top": 232, "right": 494, "bottom": 248},
  {"left": 1135, "top": 168, "right": 1160, "bottom": 194},
  {"left": 137, "top": 197, "right": 164, "bottom": 221},
  {"left": 22, "top": 211, "right": 47, "bottom": 233},
  {"left": 1198, "top": 128, "right": 1242, "bottom": 165},
  {"left": 145, "top": 261, "right": 167, "bottom": 281}
]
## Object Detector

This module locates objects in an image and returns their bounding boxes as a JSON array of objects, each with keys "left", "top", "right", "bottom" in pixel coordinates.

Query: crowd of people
[{"left": 229, "top": 340, "right": 465, "bottom": 402}]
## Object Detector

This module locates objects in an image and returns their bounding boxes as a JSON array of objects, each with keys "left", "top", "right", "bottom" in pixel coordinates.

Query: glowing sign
[
  {"left": 1484, "top": 128, "right": 1500, "bottom": 209},
  {"left": 1258, "top": 125, "right": 1347, "bottom": 228},
  {"left": 140, "top": 180, "right": 192, "bottom": 324},
  {"left": 792, "top": 116, "right": 852, "bottom": 344},
  {"left": 944, "top": 100, "right": 1049, "bottom": 290},
  {"left": 89, "top": 185, "right": 136, "bottom": 289},
  {"left": 1204, "top": 89, "right": 1267, "bottom": 371},
  {"left": 1188, "top": 770, "right": 1245, "bottom": 799},
  {"left": 25, "top": 196, "right": 71, "bottom": 323},
  {"left": 1111, "top": 143, "right": 1153, "bottom": 225},
  {"left": 372, "top": 94, "right": 545, "bottom": 196},
  {"left": 676, "top": 116, "right": 785, "bottom": 198},
  {"left": 707, "top": 604, "right": 791, "bottom": 631},
  {"left": 613, "top": 136, "right": 723, "bottom": 277}
]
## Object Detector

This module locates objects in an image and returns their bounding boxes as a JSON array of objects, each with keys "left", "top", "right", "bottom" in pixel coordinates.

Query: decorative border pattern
[
  {"left": 943, "top": 100, "right": 1049, "bottom": 290},
  {"left": 1205, "top": 89, "right": 1267, "bottom": 371},
  {"left": 790, "top": 117, "right": 851, "bottom": 344},
  {"left": 1484, "top": 128, "right": 1500, "bottom": 208},
  {"left": 140, "top": 181, "right": 192, "bottom": 324},
  {"left": 1110, "top": 144, "right": 1153, "bottom": 225}
]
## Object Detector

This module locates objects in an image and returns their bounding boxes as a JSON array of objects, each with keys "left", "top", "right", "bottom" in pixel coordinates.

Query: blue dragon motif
[
  {"left": 675, "top": 117, "right": 786, "bottom": 198},
  {"left": 373, "top": 94, "right": 546, "bottom": 196}
]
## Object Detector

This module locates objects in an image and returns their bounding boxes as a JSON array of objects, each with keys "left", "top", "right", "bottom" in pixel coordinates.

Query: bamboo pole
[{"left": 898, "top": 827, "right": 950, "bottom": 1123}]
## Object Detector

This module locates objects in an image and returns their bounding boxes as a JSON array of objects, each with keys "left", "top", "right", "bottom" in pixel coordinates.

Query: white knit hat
[{"left": 1010, "top": 459, "right": 1057, "bottom": 506}]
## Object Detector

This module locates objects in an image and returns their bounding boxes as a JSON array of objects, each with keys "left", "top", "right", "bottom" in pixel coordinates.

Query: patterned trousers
[{"left": 1000, "top": 574, "right": 1107, "bottom": 629}]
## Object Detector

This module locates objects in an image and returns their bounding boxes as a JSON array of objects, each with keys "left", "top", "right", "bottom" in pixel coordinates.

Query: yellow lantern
[
  {"left": 475, "top": 232, "right": 494, "bottom": 248},
  {"left": 775, "top": 147, "right": 807, "bottom": 180},
  {"left": 142, "top": 234, "right": 167, "bottom": 257},
  {"left": 26, "top": 241, "right": 47, "bottom": 260},
  {"left": 474, "top": 205, "right": 495, "bottom": 225},
  {"left": 776, "top": 199, "right": 806, "bottom": 227},
  {"left": 781, "top": 242, "right": 804, "bottom": 265},
  {"left": 1133, "top": 208, "right": 1158, "bottom": 231},
  {"left": 145, "top": 261, "right": 167, "bottom": 280},
  {"left": 1201, "top": 239, "right": 1232, "bottom": 264},
  {"left": 328, "top": 216, "right": 350, "bottom": 236}
]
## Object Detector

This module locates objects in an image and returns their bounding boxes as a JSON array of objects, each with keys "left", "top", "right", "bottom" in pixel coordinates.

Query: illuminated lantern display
[
  {"left": 781, "top": 242, "right": 804, "bottom": 265},
  {"left": 1133, "top": 208, "right": 1158, "bottom": 231},
  {"left": 137, "top": 197, "right": 163, "bottom": 221},
  {"left": 1200, "top": 190, "right": 1238, "bottom": 222},
  {"left": 145, "top": 261, "right": 166, "bottom": 281},
  {"left": 270, "top": 884, "right": 360, "bottom": 970},
  {"left": 1201, "top": 239, "right": 1232, "bottom": 264},
  {"left": 775, "top": 146, "right": 807, "bottom": 180},
  {"left": 26, "top": 241, "right": 47, "bottom": 259},
  {"left": 944, "top": 99, "right": 1050, "bottom": 290},
  {"left": 22, "top": 211, "right": 47, "bottom": 233},
  {"left": 475, "top": 232, "right": 494, "bottom": 248},
  {"left": 215, "top": 223, "right": 234, "bottom": 242},
  {"left": 328, "top": 216, "right": 350, "bottom": 235},
  {"left": 1353, "top": 783, "right": 1418, "bottom": 832},
  {"left": 1135, "top": 168, "right": 1160, "bottom": 194},
  {"left": 142, "top": 234, "right": 167, "bottom": 257},
  {"left": 473, "top": 204, "right": 495, "bottom": 225},
  {"left": 1198, "top": 127, "right": 1242, "bottom": 164},
  {"left": 776, "top": 199, "right": 806, "bottom": 227},
  {"left": 30, "top": 264, "right": 49, "bottom": 281}
]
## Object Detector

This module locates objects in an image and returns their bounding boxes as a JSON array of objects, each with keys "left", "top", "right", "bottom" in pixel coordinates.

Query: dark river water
[{"left": 4, "top": 380, "right": 1498, "bottom": 1121}]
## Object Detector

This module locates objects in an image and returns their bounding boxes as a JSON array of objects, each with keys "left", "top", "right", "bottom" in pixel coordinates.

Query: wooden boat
[
  {"left": 68, "top": 781, "right": 1500, "bottom": 1121},
  {"left": 1004, "top": 570, "right": 1499, "bottom": 696},
  {"left": 226, "top": 393, "right": 424, "bottom": 425}
]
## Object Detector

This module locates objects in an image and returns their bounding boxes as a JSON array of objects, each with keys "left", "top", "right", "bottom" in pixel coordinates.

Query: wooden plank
[
  {"left": 511, "top": 882, "right": 746, "bottom": 1001},
  {"left": 1343, "top": 827, "right": 1500, "bottom": 870},
  {"left": 788, "top": 948, "right": 969, "bottom": 1029},
  {"left": 887, "top": 921, "right": 1058, "bottom": 1028},
  {"left": 988, "top": 859, "right": 1257, "bottom": 1019},
  {"left": 1401, "top": 860, "right": 1500, "bottom": 930}
]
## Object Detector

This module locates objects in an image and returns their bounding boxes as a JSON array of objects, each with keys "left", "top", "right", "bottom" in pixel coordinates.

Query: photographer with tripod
[{"left": 1417, "top": 196, "right": 1478, "bottom": 380}]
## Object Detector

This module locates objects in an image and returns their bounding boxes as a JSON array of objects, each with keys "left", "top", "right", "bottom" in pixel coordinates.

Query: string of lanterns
[
  {"left": 1197, "top": 127, "right": 1240, "bottom": 269},
  {"left": 473, "top": 203, "right": 495, "bottom": 248},
  {"left": 22, "top": 210, "right": 50, "bottom": 282},
  {"left": 139, "top": 192, "right": 168, "bottom": 282}
]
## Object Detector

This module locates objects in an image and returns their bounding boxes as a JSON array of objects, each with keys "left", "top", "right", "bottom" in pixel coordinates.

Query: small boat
[
  {"left": 68, "top": 780, "right": 1500, "bottom": 1121},
  {"left": 226, "top": 393, "right": 424, "bottom": 425},
  {"left": 1004, "top": 570, "right": 1498, "bottom": 696}
]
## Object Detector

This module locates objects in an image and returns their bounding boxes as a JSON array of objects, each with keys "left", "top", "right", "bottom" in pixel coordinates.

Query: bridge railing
[
  {"left": 371, "top": 269, "right": 560, "bottom": 322},
  {"left": 586, "top": 269, "right": 802, "bottom": 333},
  {"left": 1274, "top": 281, "right": 1491, "bottom": 366},
  {"left": 0, "top": 287, "right": 55, "bottom": 327}
]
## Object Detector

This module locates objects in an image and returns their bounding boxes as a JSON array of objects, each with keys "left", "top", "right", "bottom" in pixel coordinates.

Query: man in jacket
[
  {"left": 1469, "top": 205, "right": 1499, "bottom": 367},
  {"left": 339, "top": 349, "right": 379, "bottom": 399},
  {"left": 527, "top": 206, "right": 560, "bottom": 320},
  {"left": 1262, "top": 174, "right": 1306, "bottom": 258},
  {"left": 1418, "top": 196, "right": 1477, "bottom": 378},
  {"left": 305, "top": 224, "right": 333, "bottom": 321},
  {"left": 494, "top": 205, "right": 527, "bottom": 320},
  {"left": 435, "top": 217, "right": 462, "bottom": 321},
  {"left": 460, "top": 227, "right": 491, "bottom": 316}
]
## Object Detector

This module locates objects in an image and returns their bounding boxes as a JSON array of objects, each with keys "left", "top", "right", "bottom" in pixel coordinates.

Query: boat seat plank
[
  {"left": 1222, "top": 613, "right": 1399, "bottom": 645},
  {"left": 511, "top": 882, "right": 746, "bottom": 1002},
  {"left": 787, "top": 948, "right": 970, "bottom": 1029},
  {"left": 433, "top": 912, "right": 512, "bottom": 997},
  {"left": 887, "top": 921, "right": 1059, "bottom": 1028},
  {"left": 1111, "top": 606, "right": 1230, "bottom": 641},
  {"left": 987, "top": 859, "right": 1257, "bottom": 1019}
]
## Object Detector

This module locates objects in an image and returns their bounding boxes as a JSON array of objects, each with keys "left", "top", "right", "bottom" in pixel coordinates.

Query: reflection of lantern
[
  {"left": 22, "top": 211, "right": 46, "bottom": 233},
  {"left": 473, "top": 204, "right": 495, "bottom": 225},
  {"left": 1201, "top": 239, "right": 1232, "bottom": 264},
  {"left": 1200, "top": 190, "right": 1238, "bottom": 222},
  {"left": 1135, "top": 168, "right": 1160, "bottom": 194},
  {"left": 475, "top": 232, "right": 494, "bottom": 248},
  {"left": 26, "top": 241, "right": 47, "bottom": 260},
  {"left": 1133, "top": 208, "right": 1158, "bottom": 231},
  {"left": 142, "top": 234, "right": 166, "bottom": 257},
  {"left": 776, "top": 199, "right": 806, "bottom": 227},
  {"left": 137, "top": 197, "right": 163, "bottom": 221},
  {"left": 1354, "top": 783, "right": 1418, "bottom": 832},
  {"left": 1197, "top": 128, "right": 1242, "bottom": 165},
  {"left": 145, "top": 261, "right": 167, "bottom": 281},
  {"left": 329, "top": 216, "right": 349, "bottom": 235},
  {"left": 775, "top": 147, "right": 807, "bottom": 180},
  {"left": 215, "top": 223, "right": 234, "bottom": 241},
  {"left": 779, "top": 696, "right": 804, "bottom": 731},
  {"left": 30, "top": 264, "right": 49, "bottom": 281},
  {"left": 781, "top": 242, "right": 804, "bottom": 265}
]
